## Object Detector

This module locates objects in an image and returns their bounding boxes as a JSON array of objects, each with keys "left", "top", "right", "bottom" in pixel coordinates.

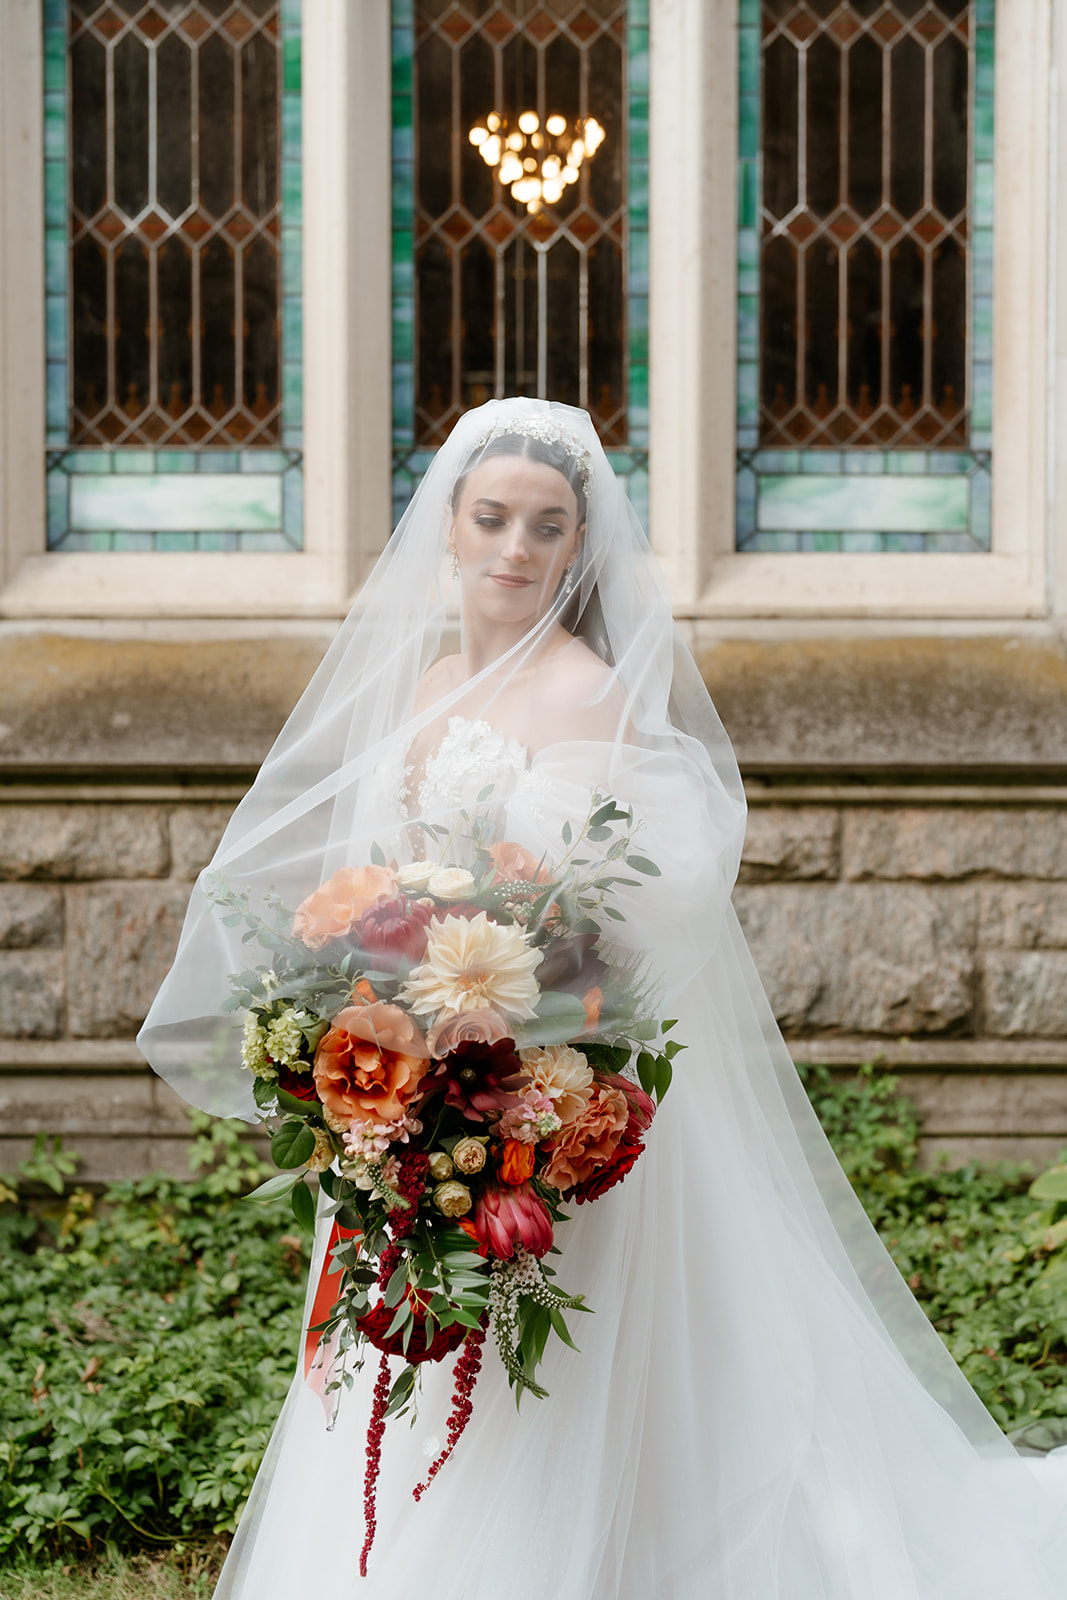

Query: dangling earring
[
  {"left": 449, "top": 542, "right": 460, "bottom": 580},
  {"left": 563, "top": 562, "right": 575, "bottom": 592}
]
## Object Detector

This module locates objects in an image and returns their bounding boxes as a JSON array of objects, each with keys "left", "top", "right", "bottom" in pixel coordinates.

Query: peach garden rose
[
  {"left": 292, "top": 865, "right": 397, "bottom": 951},
  {"left": 312, "top": 1002, "right": 429, "bottom": 1125},
  {"left": 541, "top": 1082, "right": 629, "bottom": 1192}
]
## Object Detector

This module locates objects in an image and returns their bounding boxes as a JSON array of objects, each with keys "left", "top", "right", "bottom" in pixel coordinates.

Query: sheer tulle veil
[{"left": 139, "top": 399, "right": 1067, "bottom": 1599}]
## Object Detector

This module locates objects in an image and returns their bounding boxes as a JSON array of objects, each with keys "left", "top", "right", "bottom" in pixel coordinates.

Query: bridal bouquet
[{"left": 209, "top": 792, "right": 682, "bottom": 1572}]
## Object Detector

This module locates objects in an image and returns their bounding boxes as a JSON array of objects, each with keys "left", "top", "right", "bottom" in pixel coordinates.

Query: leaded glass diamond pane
[
  {"left": 68, "top": 1, "right": 283, "bottom": 448},
  {"left": 758, "top": 0, "right": 973, "bottom": 451},
  {"left": 412, "top": 0, "right": 629, "bottom": 447}
]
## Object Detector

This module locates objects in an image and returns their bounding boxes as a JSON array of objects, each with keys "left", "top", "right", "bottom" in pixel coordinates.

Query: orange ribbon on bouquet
[{"left": 304, "top": 1216, "right": 361, "bottom": 1395}]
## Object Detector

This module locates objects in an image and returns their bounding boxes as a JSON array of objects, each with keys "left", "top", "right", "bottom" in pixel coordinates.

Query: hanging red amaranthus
[
  {"left": 413, "top": 1325, "right": 487, "bottom": 1501},
  {"left": 359, "top": 1351, "right": 393, "bottom": 1577}
]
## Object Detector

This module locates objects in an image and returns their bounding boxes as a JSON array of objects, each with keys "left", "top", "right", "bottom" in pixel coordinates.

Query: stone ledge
[
  {"left": 2, "top": 627, "right": 1067, "bottom": 777},
  {"left": 4, "top": 1033, "right": 1067, "bottom": 1075}
]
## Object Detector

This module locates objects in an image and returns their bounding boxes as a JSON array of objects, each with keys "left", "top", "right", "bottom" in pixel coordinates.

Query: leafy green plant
[
  {"left": 9, "top": 1059, "right": 1067, "bottom": 1570},
  {"left": 798, "top": 1059, "right": 1067, "bottom": 1441},
  {"left": 0, "top": 1115, "right": 307, "bottom": 1561}
]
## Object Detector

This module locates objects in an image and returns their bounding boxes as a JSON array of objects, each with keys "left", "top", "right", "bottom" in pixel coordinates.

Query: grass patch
[{"left": 0, "top": 1540, "right": 226, "bottom": 1599}]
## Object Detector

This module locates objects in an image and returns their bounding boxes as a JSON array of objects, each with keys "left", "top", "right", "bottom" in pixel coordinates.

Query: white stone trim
[
  {"left": 1051, "top": 0, "right": 1067, "bottom": 618},
  {"left": 649, "top": 0, "right": 1056, "bottom": 620},
  {"left": 0, "top": 0, "right": 47, "bottom": 595},
  {"left": 0, "top": 0, "right": 392, "bottom": 620}
]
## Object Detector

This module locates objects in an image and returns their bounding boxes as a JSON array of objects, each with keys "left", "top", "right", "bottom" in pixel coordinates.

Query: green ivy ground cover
[
  {"left": 0, "top": 1116, "right": 306, "bottom": 1574},
  {"left": 5, "top": 1064, "right": 1067, "bottom": 1591}
]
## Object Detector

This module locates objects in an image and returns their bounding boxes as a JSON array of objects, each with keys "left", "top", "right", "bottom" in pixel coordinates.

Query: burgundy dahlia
[
  {"left": 359, "top": 896, "right": 433, "bottom": 965},
  {"left": 433, "top": 1038, "right": 525, "bottom": 1122}
]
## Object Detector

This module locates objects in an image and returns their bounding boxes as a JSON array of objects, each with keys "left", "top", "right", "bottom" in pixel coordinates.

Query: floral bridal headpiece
[{"left": 472, "top": 414, "right": 594, "bottom": 500}]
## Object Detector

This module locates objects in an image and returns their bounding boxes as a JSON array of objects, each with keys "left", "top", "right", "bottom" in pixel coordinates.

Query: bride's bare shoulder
[
  {"left": 538, "top": 637, "right": 626, "bottom": 741},
  {"left": 414, "top": 653, "right": 466, "bottom": 713}
]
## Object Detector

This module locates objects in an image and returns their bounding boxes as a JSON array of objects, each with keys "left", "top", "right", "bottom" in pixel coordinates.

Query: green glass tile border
[
  {"left": 44, "top": 1, "right": 304, "bottom": 551},
  {"left": 43, "top": 0, "right": 67, "bottom": 448},
  {"left": 392, "top": 0, "right": 415, "bottom": 453},
  {"left": 626, "top": 0, "right": 649, "bottom": 449},
  {"left": 735, "top": 1, "right": 995, "bottom": 553},
  {"left": 390, "top": 1, "right": 648, "bottom": 519},
  {"left": 280, "top": 0, "right": 303, "bottom": 455}
]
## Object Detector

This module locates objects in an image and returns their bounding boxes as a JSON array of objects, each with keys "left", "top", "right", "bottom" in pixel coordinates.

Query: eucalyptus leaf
[{"left": 246, "top": 1170, "right": 303, "bottom": 1203}]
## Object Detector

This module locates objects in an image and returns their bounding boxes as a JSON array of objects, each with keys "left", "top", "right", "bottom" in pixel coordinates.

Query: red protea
[{"left": 470, "top": 1184, "right": 553, "bottom": 1259}]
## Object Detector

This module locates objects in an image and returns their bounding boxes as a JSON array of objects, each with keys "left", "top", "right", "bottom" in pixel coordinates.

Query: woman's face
[{"left": 451, "top": 456, "right": 584, "bottom": 630}]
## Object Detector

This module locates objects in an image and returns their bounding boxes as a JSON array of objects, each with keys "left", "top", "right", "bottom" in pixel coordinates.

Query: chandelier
[{"left": 468, "top": 111, "right": 605, "bottom": 214}]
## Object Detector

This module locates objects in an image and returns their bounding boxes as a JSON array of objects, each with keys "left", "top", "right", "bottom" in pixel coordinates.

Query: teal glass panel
[
  {"left": 45, "top": 2, "right": 303, "bottom": 551},
  {"left": 737, "top": 2, "right": 995, "bottom": 553},
  {"left": 756, "top": 475, "right": 969, "bottom": 535},
  {"left": 69, "top": 474, "right": 283, "bottom": 533},
  {"left": 111, "top": 450, "right": 156, "bottom": 475}
]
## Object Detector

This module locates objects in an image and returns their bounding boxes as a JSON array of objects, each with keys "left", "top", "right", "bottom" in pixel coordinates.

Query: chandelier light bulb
[
  {"left": 584, "top": 117, "right": 605, "bottom": 153},
  {"left": 466, "top": 108, "right": 606, "bottom": 213}
]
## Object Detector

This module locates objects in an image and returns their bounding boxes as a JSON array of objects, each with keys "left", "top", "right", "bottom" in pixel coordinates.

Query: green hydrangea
[
  {"left": 264, "top": 1009, "right": 306, "bottom": 1068},
  {"left": 240, "top": 1011, "right": 275, "bottom": 1080}
]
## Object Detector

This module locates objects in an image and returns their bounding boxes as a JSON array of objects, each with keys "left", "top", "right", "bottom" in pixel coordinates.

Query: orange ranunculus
[
  {"left": 292, "top": 866, "right": 397, "bottom": 951},
  {"left": 352, "top": 978, "right": 378, "bottom": 1005},
  {"left": 498, "top": 1138, "right": 536, "bottom": 1187},
  {"left": 312, "top": 1002, "right": 429, "bottom": 1125},
  {"left": 582, "top": 985, "right": 604, "bottom": 1034},
  {"left": 486, "top": 842, "right": 551, "bottom": 887}
]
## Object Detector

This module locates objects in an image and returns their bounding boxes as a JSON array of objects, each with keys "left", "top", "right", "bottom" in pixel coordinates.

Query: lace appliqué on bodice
[{"left": 398, "top": 717, "right": 550, "bottom": 823}]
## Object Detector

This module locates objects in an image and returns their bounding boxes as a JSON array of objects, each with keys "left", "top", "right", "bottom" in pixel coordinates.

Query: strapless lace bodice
[{"left": 398, "top": 716, "right": 551, "bottom": 824}]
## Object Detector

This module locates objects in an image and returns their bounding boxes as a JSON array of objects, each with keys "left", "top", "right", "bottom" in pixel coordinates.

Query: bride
[{"left": 140, "top": 398, "right": 1067, "bottom": 1599}]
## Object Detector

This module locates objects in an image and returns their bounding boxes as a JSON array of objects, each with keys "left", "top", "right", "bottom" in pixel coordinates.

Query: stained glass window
[
  {"left": 391, "top": 0, "right": 648, "bottom": 524},
  {"left": 44, "top": 0, "right": 303, "bottom": 551},
  {"left": 736, "top": 0, "right": 994, "bottom": 553}
]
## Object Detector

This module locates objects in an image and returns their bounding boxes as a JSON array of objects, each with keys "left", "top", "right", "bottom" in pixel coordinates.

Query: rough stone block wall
[
  {"left": 2, "top": 791, "right": 1067, "bottom": 1179},
  {"left": 735, "top": 801, "right": 1067, "bottom": 1166},
  {"left": 0, "top": 798, "right": 234, "bottom": 1183},
  {"left": 2, "top": 628, "right": 1065, "bottom": 1179}
]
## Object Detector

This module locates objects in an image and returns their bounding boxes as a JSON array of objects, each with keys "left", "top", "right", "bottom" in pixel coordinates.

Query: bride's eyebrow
[{"left": 471, "top": 496, "right": 570, "bottom": 517}]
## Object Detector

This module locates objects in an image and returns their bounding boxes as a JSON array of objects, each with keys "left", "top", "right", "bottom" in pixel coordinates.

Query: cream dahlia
[
  {"left": 397, "top": 911, "right": 541, "bottom": 1020},
  {"left": 519, "top": 1042, "right": 594, "bottom": 1126}
]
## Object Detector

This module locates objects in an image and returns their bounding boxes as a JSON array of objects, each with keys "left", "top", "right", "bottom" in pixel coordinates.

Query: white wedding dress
[{"left": 214, "top": 718, "right": 1067, "bottom": 1600}]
